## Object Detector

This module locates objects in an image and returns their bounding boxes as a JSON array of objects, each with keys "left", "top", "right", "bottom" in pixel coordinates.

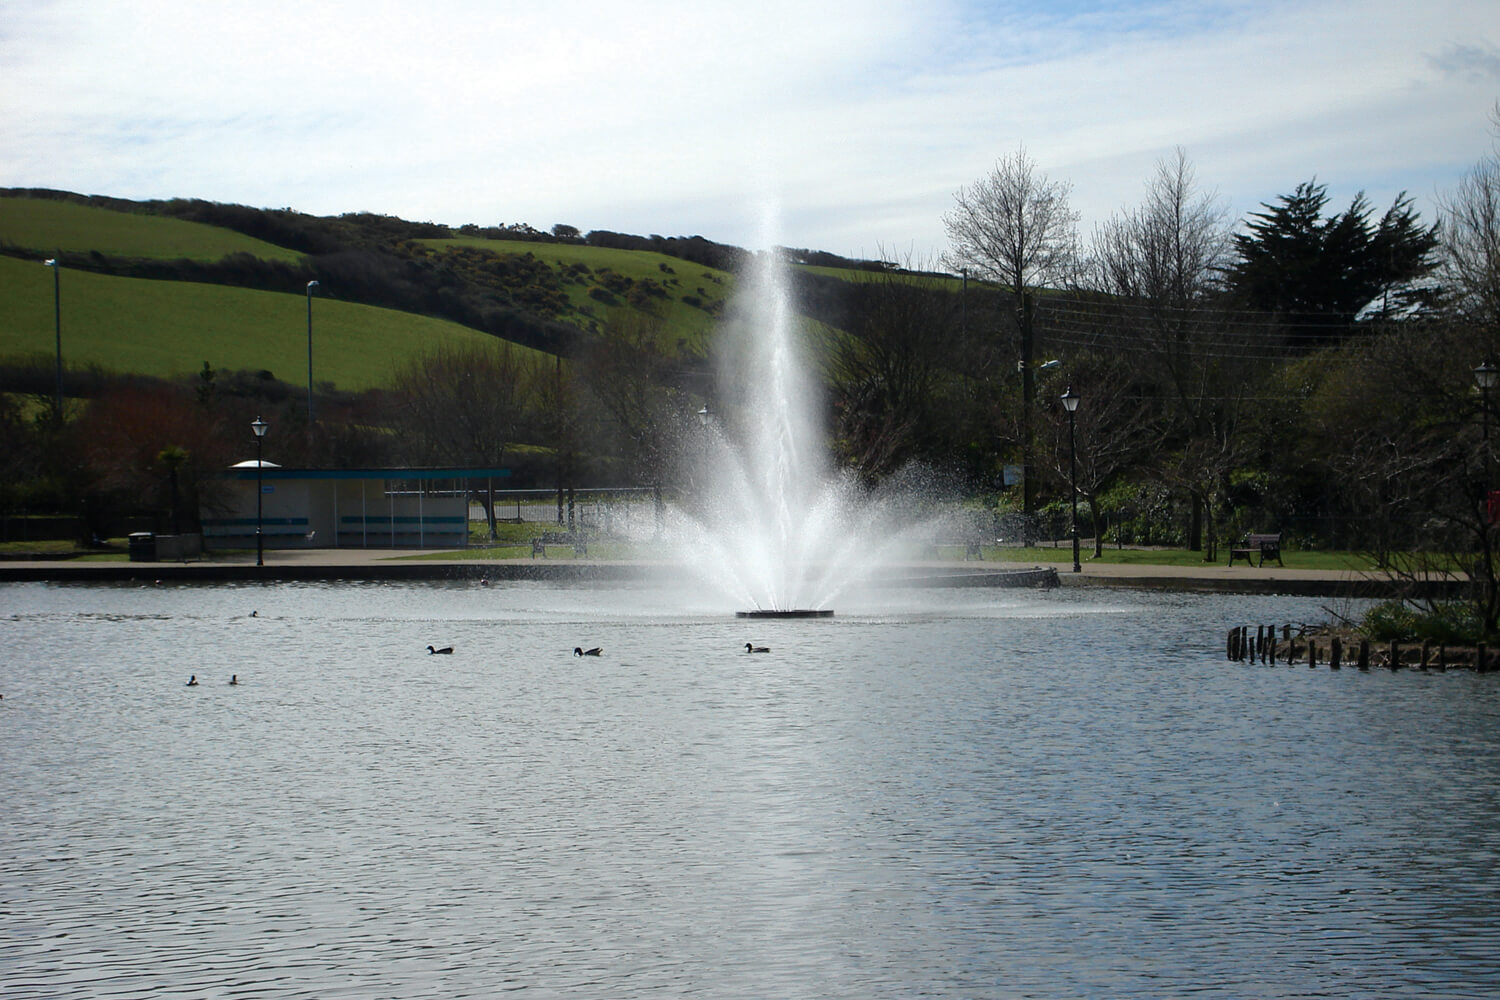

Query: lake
[{"left": 3, "top": 580, "right": 1498, "bottom": 998}]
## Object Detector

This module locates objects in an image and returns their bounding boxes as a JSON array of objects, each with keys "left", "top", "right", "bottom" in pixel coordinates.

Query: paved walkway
[{"left": 0, "top": 547, "right": 1452, "bottom": 597}]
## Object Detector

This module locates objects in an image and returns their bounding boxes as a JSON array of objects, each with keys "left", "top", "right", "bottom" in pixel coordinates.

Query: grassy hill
[
  {"left": 0, "top": 195, "right": 304, "bottom": 263},
  {"left": 0, "top": 254, "right": 547, "bottom": 391},
  {"left": 0, "top": 190, "right": 891, "bottom": 395},
  {"left": 418, "top": 237, "right": 736, "bottom": 356}
]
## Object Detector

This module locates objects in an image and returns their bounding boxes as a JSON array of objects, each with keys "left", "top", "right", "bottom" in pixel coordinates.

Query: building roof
[{"left": 222, "top": 466, "right": 512, "bottom": 481}]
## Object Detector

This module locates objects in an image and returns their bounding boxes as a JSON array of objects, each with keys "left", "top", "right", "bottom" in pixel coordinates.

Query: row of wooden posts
[{"left": 1226, "top": 625, "right": 1496, "bottom": 672}]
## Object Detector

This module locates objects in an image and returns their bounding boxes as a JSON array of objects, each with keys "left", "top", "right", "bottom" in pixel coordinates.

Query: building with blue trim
[{"left": 203, "top": 466, "right": 511, "bottom": 549}]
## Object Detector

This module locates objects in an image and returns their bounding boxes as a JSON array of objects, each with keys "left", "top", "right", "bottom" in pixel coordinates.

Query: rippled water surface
[{"left": 3, "top": 580, "right": 1499, "bottom": 998}]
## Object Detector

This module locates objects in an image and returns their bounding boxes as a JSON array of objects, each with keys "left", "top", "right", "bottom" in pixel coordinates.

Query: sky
[{"left": 3, "top": 0, "right": 1498, "bottom": 263}]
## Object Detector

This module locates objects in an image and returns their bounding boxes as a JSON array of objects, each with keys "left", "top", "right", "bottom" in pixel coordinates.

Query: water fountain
[{"left": 669, "top": 249, "right": 940, "bottom": 616}]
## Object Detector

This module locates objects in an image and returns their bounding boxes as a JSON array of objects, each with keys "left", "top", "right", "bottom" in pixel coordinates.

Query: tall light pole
[
  {"left": 1061, "top": 386, "right": 1081, "bottom": 573},
  {"left": 252, "top": 416, "right": 268, "bottom": 566},
  {"left": 697, "top": 404, "right": 711, "bottom": 466},
  {"left": 1477, "top": 360, "right": 1497, "bottom": 495},
  {"left": 1477, "top": 361, "right": 1500, "bottom": 642},
  {"left": 43, "top": 258, "right": 62, "bottom": 421},
  {"left": 305, "top": 280, "right": 320, "bottom": 423}
]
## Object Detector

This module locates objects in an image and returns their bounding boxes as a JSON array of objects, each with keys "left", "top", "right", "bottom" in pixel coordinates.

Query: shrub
[{"left": 1361, "top": 600, "right": 1483, "bottom": 644}]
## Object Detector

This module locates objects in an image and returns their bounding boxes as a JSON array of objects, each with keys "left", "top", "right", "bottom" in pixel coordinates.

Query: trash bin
[{"left": 128, "top": 531, "right": 156, "bottom": 562}]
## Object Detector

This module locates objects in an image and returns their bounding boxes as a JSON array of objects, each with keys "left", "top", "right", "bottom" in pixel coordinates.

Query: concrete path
[{"left": 0, "top": 546, "right": 1455, "bottom": 597}]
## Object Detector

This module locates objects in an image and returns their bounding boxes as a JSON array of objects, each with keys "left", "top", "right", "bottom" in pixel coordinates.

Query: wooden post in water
[
  {"left": 1309, "top": 641, "right": 1318, "bottom": 668},
  {"left": 1388, "top": 640, "right": 1402, "bottom": 670},
  {"left": 1419, "top": 640, "right": 1431, "bottom": 670},
  {"left": 1436, "top": 645, "right": 1447, "bottom": 671},
  {"left": 1357, "top": 639, "right": 1370, "bottom": 670},
  {"left": 1330, "top": 636, "right": 1342, "bottom": 670},
  {"left": 1479, "top": 644, "right": 1489, "bottom": 673}
]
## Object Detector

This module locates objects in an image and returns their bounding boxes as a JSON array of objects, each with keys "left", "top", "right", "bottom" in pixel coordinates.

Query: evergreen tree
[{"left": 1227, "top": 180, "right": 1438, "bottom": 325}]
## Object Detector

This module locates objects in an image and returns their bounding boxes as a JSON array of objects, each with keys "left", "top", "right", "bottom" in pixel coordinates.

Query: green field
[
  {"left": 0, "top": 196, "right": 305, "bottom": 263},
  {"left": 420, "top": 237, "right": 736, "bottom": 352},
  {"left": 0, "top": 255, "right": 549, "bottom": 391}
]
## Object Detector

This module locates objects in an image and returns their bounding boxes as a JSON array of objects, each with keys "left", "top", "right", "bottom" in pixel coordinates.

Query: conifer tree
[{"left": 1227, "top": 180, "right": 1438, "bottom": 325}]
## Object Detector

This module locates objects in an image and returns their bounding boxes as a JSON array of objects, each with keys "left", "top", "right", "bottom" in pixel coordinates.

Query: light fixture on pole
[
  {"left": 1478, "top": 360, "right": 1498, "bottom": 508},
  {"left": 1060, "top": 386, "right": 1081, "bottom": 573},
  {"left": 43, "top": 258, "right": 62, "bottom": 421},
  {"left": 305, "top": 280, "right": 320, "bottom": 423},
  {"left": 251, "top": 416, "right": 268, "bottom": 567},
  {"left": 696, "top": 405, "right": 711, "bottom": 481}
]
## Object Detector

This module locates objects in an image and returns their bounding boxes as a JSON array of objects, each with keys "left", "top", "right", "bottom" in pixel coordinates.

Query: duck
[
  {"left": 186, "top": 675, "right": 199, "bottom": 686},
  {"left": 745, "top": 643, "right": 770, "bottom": 653},
  {"left": 574, "top": 646, "right": 603, "bottom": 656},
  {"left": 229, "top": 674, "right": 238, "bottom": 686},
  {"left": 427, "top": 645, "right": 454, "bottom": 655}
]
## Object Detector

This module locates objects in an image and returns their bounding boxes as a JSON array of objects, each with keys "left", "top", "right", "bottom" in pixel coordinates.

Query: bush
[{"left": 1361, "top": 600, "right": 1483, "bottom": 644}]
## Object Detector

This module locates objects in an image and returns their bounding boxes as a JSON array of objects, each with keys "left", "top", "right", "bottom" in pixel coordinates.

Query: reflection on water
[{"left": 3, "top": 581, "right": 1499, "bottom": 998}]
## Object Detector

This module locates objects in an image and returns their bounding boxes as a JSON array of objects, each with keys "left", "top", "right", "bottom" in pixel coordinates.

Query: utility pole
[{"left": 1019, "top": 291, "right": 1035, "bottom": 526}]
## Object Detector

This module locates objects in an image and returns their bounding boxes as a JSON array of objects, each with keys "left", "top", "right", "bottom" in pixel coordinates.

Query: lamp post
[
  {"left": 1477, "top": 360, "right": 1497, "bottom": 494},
  {"left": 251, "top": 416, "right": 268, "bottom": 566},
  {"left": 696, "top": 404, "right": 712, "bottom": 492},
  {"left": 1061, "top": 386, "right": 1081, "bottom": 573},
  {"left": 43, "top": 258, "right": 62, "bottom": 421},
  {"left": 305, "top": 280, "right": 320, "bottom": 423}
]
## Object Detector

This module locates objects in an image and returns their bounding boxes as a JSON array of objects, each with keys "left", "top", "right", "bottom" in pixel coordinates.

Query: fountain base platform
[{"left": 735, "top": 609, "right": 835, "bottom": 619}]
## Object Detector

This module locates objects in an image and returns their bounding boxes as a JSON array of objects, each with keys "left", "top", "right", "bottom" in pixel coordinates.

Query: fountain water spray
[{"left": 670, "top": 250, "right": 938, "bottom": 615}]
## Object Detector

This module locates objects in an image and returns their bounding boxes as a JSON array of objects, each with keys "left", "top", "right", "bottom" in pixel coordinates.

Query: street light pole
[
  {"left": 697, "top": 404, "right": 711, "bottom": 477},
  {"left": 252, "top": 416, "right": 268, "bottom": 566},
  {"left": 43, "top": 258, "right": 62, "bottom": 421},
  {"left": 305, "top": 280, "right": 320, "bottom": 423},
  {"left": 1061, "top": 386, "right": 1081, "bottom": 573},
  {"left": 1477, "top": 360, "right": 1497, "bottom": 494}
]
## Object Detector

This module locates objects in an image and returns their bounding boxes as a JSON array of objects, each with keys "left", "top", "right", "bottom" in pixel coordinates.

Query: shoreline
[{"left": 0, "top": 550, "right": 1461, "bottom": 598}]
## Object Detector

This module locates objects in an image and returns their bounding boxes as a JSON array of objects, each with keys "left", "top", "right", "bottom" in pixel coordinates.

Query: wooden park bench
[
  {"left": 531, "top": 532, "right": 587, "bottom": 558},
  {"left": 1229, "top": 531, "right": 1283, "bottom": 567}
]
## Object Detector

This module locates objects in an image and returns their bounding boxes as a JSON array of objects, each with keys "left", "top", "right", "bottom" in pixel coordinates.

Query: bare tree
[
  {"left": 1038, "top": 353, "right": 1157, "bottom": 558},
  {"left": 1083, "top": 148, "right": 1241, "bottom": 553},
  {"left": 826, "top": 262, "right": 963, "bottom": 480},
  {"left": 1306, "top": 321, "right": 1499, "bottom": 635},
  {"left": 1438, "top": 102, "right": 1500, "bottom": 337},
  {"left": 574, "top": 311, "right": 685, "bottom": 493},
  {"left": 943, "top": 147, "right": 1080, "bottom": 520},
  {"left": 944, "top": 147, "right": 1081, "bottom": 296},
  {"left": 1088, "top": 148, "right": 1230, "bottom": 308},
  {"left": 391, "top": 341, "right": 537, "bottom": 537}
]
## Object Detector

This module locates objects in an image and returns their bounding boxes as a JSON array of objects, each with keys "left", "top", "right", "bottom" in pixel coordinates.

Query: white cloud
[{"left": 1, "top": 0, "right": 1496, "bottom": 259}]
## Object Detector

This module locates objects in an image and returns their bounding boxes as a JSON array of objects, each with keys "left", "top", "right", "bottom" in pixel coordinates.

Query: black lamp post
[
  {"left": 252, "top": 416, "right": 268, "bottom": 566},
  {"left": 305, "top": 280, "right": 320, "bottom": 423},
  {"left": 1477, "top": 360, "right": 1497, "bottom": 494},
  {"left": 1061, "top": 386, "right": 1081, "bottom": 573},
  {"left": 43, "top": 258, "right": 62, "bottom": 421}
]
